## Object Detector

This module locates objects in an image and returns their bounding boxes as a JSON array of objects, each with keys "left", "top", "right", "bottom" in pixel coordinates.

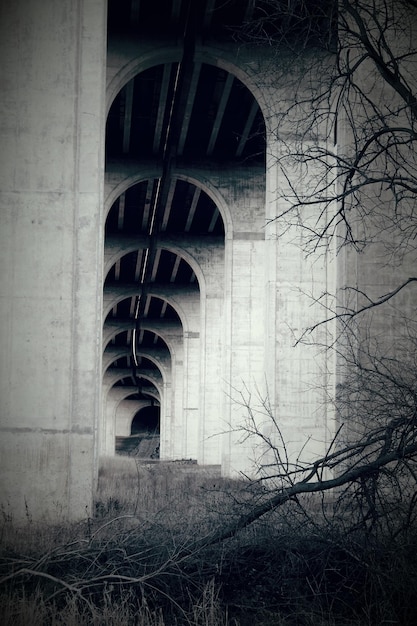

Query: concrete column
[
  {"left": 106, "top": 386, "right": 136, "bottom": 452},
  {"left": 336, "top": 2, "right": 417, "bottom": 359},
  {"left": 219, "top": 173, "right": 267, "bottom": 476},
  {"left": 197, "top": 245, "right": 225, "bottom": 465},
  {"left": 222, "top": 234, "right": 267, "bottom": 476},
  {"left": 0, "top": 0, "right": 106, "bottom": 521},
  {"left": 141, "top": 320, "right": 184, "bottom": 459},
  {"left": 264, "top": 136, "right": 336, "bottom": 468},
  {"left": 147, "top": 286, "right": 201, "bottom": 460}
]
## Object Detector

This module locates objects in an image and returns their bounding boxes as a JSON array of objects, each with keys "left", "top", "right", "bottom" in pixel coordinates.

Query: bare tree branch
[
  {"left": 205, "top": 439, "right": 417, "bottom": 545},
  {"left": 297, "top": 277, "right": 417, "bottom": 343}
]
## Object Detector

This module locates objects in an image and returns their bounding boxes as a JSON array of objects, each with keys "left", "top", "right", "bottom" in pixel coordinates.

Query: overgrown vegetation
[
  {"left": 2, "top": 1, "right": 416, "bottom": 623},
  {"left": 1, "top": 455, "right": 417, "bottom": 625}
]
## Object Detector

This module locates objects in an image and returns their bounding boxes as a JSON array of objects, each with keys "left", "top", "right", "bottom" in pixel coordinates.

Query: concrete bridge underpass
[
  {"left": 103, "top": 0, "right": 268, "bottom": 466},
  {"left": 0, "top": 0, "right": 340, "bottom": 521}
]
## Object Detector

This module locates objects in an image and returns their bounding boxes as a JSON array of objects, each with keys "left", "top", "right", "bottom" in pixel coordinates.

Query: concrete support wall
[
  {"left": 0, "top": 0, "right": 106, "bottom": 521},
  {"left": 335, "top": 0, "right": 417, "bottom": 367},
  {"left": 222, "top": 234, "right": 267, "bottom": 475},
  {"left": 221, "top": 172, "right": 267, "bottom": 475},
  {"left": 264, "top": 146, "right": 336, "bottom": 466},
  {"left": 103, "top": 39, "right": 337, "bottom": 478},
  {"left": 1, "top": 1, "right": 414, "bottom": 525}
]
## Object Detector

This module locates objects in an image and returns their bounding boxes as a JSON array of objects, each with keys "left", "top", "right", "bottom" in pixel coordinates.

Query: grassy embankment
[{"left": 1, "top": 455, "right": 417, "bottom": 625}]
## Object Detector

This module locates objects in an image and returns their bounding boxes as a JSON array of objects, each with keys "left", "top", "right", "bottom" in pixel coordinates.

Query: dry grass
[
  {"left": 1, "top": 455, "right": 417, "bottom": 625},
  {"left": 0, "top": 457, "right": 243, "bottom": 626}
]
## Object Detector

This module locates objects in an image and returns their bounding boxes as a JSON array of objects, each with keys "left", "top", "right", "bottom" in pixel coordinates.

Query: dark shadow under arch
[{"left": 131, "top": 404, "right": 160, "bottom": 435}]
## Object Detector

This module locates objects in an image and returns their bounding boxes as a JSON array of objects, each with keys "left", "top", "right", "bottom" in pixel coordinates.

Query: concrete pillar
[
  {"left": 155, "top": 289, "right": 201, "bottom": 460},
  {"left": 264, "top": 135, "right": 337, "bottom": 468},
  {"left": 0, "top": 0, "right": 106, "bottom": 521},
  {"left": 336, "top": 1, "right": 417, "bottom": 359},
  {"left": 199, "top": 260, "right": 225, "bottom": 465},
  {"left": 176, "top": 238, "right": 225, "bottom": 464},
  {"left": 220, "top": 173, "right": 267, "bottom": 476},
  {"left": 141, "top": 320, "right": 184, "bottom": 458},
  {"left": 222, "top": 234, "right": 267, "bottom": 475}
]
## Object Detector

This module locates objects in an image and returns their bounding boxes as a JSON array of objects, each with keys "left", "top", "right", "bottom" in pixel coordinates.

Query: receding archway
[
  {"left": 103, "top": 28, "right": 266, "bottom": 467},
  {"left": 131, "top": 404, "right": 160, "bottom": 435},
  {"left": 116, "top": 403, "right": 160, "bottom": 458}
]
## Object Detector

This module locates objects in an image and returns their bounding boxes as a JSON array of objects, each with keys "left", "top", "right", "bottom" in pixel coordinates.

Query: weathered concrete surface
[
  {"left": 0, "top": 0, "right": 106, "bottom": 521},
  {"left": 5, "top": 1, "right": 414, "bottom": 524},
  {"left": 103, "top": 38, "right": 337, "bottom": 479}
]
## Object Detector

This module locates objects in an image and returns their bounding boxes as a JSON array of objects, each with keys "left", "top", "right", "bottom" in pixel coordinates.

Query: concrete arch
[
  {"left": 116, "top": 399, "right": 153, "bottom": 437},
  {"left": 110, "top": 391, "right": 158, "bottom": 438},
  {"left": 107, "top": 385, "right": 140, "bottom": 403},
  {"left": 131, "top": 388, "right": 160, "bottom": 403},
  {"left": 175, "top": 171, "right": 233, "bottom": 236},
  {"left": 102, "top": 346, "right": 130, "bottom": 371},
  {"left": 106, "top": 42, "right": 181, "bottom": 116},
  {"left": 105, "top": 44, "right": 267, "bottom": 237},
  {"left": 108, "top": 384, "right": 161, "bottom": 408},
  {"left": 103, "top": 289, "right": 196, "bottom": 333},
  {"left": 103, "top": 234, "right": 149, "bottom": 277},
  {"left": 102, "top": 364, "right": 162, "bottom": 393},
  {"left": 106, "top": 42, "right": 268, "bottom": 134},
  {"left": 103, "top": 324, "right": 175, "bottom": 360},
  {"left": 102, "top": 344, "right": 168, "bottom": 374},
  {"left": 102, "top": 324, "right": 133, "bottom": 352},
  {"left": 102, "top": 330, "right": 131, "bottom": 354},
  {"left": 134, "top": 350, "right": 170, "bottom": 385},
  {"left": 130, "top": 403, "right": 160, "bottom": 431},
  {"left": 104, "top": 167, "right": 162, "bottom": 216},
  {"left": 103, "top": 370, "right": 136, "bottom": 389},
  {"left": 129, "top": 388, "right": 160, "bottom": 404},
  {"left": 103, "top": 348, "right": 169, "bottom": 385},
  {"left": 124, "top": 392, "right": 160, "bottom": 407},
  {"left": 103, "top": 38, "right": 267, "bottom": 469},
  {"left": 115, "top": 398, "right": 161, "bottom": 439},
  {"left": 103, "top": 368, "right": 163, "bottom": 391},
  {"left": 102, "top": 377, "right": 162, "bottom": 456},
  {"left": 112, "top": 377, "right": 162, "bottom": 402},
  {"left": 194, "top": 46, "right": 270, "bottom": 128},
  {"left": 121, "top": 400, "right": 159, "bottom": 434},
  {"left": 104, "top": 169, "right": 232, "bottom": 238},
  {"left": 103, "top": 243, "right": 206, "bottom": 298}
]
